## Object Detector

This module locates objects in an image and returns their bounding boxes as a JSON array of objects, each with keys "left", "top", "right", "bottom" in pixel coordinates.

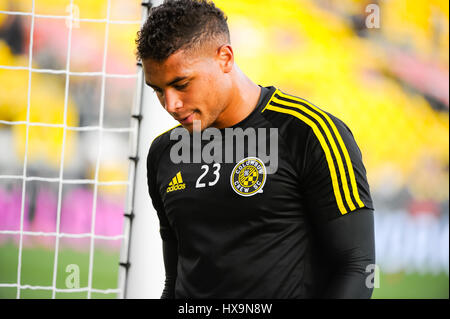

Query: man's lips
[{"left": 177, "top": 113, "right": 195, "bottom": 125}]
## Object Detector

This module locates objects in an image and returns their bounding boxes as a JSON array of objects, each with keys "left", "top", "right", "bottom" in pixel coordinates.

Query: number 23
[{"left": 196, "top": 163, "right": 221, "bottom": 188}]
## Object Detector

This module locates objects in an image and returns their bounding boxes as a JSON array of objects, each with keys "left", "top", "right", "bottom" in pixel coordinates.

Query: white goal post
[{"left": 118, "top": 0, "right": 177, "bottom": 299}]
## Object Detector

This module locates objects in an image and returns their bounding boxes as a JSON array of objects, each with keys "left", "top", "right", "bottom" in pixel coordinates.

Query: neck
[{"left": 213, "top": 66, "right": 261, "bottom": 129}]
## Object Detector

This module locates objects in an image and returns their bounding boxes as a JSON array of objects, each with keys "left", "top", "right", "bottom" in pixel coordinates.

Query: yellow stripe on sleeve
[
  {"left": 274, "top": 92, "right": 356, "bottom": 211},
  {"left": 278, "top": 91, "right": 364, "bottom": 209},
  {"left": 264, "top": 103, "right": 348, "bottom": 215}
]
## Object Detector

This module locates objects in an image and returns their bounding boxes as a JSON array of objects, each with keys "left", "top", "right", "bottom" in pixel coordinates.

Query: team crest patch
[{"left": 230, "top": 157, "right": 266, "bottom": 197}]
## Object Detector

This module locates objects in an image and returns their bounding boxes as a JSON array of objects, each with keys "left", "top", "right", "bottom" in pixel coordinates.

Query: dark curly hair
[{"left": 136, "top": 0, "right": 230, "bottom": 61}]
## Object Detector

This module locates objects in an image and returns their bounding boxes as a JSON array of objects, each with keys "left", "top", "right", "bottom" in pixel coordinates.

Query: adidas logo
[{"left": 166, "top": 172, "right": 186, "bottom": 193}]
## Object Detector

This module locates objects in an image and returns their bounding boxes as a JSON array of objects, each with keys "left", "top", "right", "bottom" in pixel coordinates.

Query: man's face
[{"left": 142, "top": 48, "right": 231, "bottom": 132}]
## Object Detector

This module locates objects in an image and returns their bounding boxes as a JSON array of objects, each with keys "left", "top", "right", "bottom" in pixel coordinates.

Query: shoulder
[
  {"left": 147, "top": 124, "right": 182, "bottom": 168},
  {"left": 262, "top": 88, "right": 373, "bottom": 218},
  {"left": 261, "top": 88, "right": 356, "bottom": 147},
  {"left": 261, "top": 87, "right": 364, "bottom": 174},
  {"left": 261, "top": 89, "right": 318, "bottom": 155}
]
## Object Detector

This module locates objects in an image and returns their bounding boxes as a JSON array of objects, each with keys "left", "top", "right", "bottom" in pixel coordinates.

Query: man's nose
[{"left": 164, "top": 89, "right": 182, "bottom": 114}]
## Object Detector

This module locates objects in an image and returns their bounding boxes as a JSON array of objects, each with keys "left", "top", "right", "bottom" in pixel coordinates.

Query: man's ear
[{"left": 216, "top": 44, "right": 234, "bottom": 73}]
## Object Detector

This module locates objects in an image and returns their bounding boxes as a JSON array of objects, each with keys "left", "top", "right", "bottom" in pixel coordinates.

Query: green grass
[
  {"left": 0, "top": 241, "right": 121, "bottom": 299},
  {"left": 1, "top": 241, "right": 448, "bottom": 299},
  {"left": 372, "top": 271, "right": 449, "bottom": 299}
]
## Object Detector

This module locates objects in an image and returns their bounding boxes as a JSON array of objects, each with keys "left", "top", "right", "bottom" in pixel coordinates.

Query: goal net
[{"left": 0, "top": 0, "right": 152, "bottom": 299}]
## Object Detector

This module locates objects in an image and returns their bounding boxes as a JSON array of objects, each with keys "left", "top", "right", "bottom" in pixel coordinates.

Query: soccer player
[{"left": 137, "top": 0, "right": 375, "bottom": 299}]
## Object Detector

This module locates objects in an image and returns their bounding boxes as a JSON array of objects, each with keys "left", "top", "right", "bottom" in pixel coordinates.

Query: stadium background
[{"left": 0, "top": 0, "right": 448, "bottom": 298}]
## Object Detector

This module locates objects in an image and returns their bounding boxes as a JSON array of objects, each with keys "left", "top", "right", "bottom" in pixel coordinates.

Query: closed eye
[
  {"left": 152, "top": 87, "right": 163, "bottom": 94},
  {"left": 174, "top": 82, "right": 189, "bottom": 91}
]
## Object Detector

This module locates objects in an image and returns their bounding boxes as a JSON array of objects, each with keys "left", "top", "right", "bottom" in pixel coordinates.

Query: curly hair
[{"left": 136, "top": 0, "right": 230, "bottom": 61}]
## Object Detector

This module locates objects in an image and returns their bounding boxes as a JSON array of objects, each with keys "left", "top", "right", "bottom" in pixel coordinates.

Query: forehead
[{"left": 143, "top": 50, "right": 204, "bottom": 84}]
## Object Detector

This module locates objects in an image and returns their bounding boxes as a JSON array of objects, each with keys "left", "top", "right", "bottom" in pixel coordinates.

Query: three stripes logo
[{"left": 167, "top": 172, "right": 186, "bottom": 193}]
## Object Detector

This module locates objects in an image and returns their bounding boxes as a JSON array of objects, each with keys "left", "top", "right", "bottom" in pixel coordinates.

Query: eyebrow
[{"left": 146, "top": 76, "right": 189, "bottom": 89}]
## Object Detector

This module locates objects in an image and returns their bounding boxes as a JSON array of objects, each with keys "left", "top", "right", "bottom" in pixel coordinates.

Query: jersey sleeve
[
  {"left": 301, "top": 114, "right": 374, "bottom": 223},
  {"left": 147, "top": 138, "right": 177, "bottom": 242},
  {"left": 147, "top": 137, "right": 178, "bottom": 299}
]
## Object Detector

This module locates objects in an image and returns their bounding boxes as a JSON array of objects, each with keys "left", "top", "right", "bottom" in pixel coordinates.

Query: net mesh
[{"left": 0, "top": 0, "right": 143, "bottom": 298}]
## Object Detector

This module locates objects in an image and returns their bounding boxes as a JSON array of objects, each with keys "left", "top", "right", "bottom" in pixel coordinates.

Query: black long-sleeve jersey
[{"left": 147, "top": 86, "right": 375, "bottom": 299}]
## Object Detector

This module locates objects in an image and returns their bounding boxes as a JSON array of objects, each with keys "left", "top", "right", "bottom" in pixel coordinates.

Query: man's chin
[
  {"left": 181, "top": 119, "right": 206, "bottom": 133},
  {"left": 180, "top": 123, "right": 198, "bottom": 134}
]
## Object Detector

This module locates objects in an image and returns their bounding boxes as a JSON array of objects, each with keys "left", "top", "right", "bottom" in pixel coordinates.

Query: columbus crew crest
[{"left": 230, "top": 157, "right": 266, "bottom": 197}]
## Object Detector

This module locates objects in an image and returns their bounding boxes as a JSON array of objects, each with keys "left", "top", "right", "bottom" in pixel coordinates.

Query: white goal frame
[{"left": 118, "top": 0, "right": 176, "bottom": 299}]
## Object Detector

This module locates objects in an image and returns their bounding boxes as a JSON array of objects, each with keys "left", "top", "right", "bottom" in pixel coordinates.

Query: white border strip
[
  {"left": 0, "top": 230, "right": 123, "bottom": 240},
  {"left": 0, "top": 121, "right": 134, "bottom": 133},
  {"left": 0, "top": 283, "right": 121, "bottom": 295},
  {"left": 0, "top": 65, "right": 138, "bottom": 78},
  {"left": 87, "top": 0, "right": 111, "bottom": 300},
  {"left": 0, "top": 10, "right": 140, "bottom": 24},
  {"left": 16, "top": 0, "right": 36, "bottom": 299},
  {"left": 0, "top": 175, "right": 129, "bottom": 186},
  {"left": 52, "top": 3, "right": 76, "bottom": 297}
]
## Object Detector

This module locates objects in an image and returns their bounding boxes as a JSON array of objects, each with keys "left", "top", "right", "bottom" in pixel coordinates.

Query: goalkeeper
[{"left": 137, "top": 0, "right": 375, "bottom": 299}]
